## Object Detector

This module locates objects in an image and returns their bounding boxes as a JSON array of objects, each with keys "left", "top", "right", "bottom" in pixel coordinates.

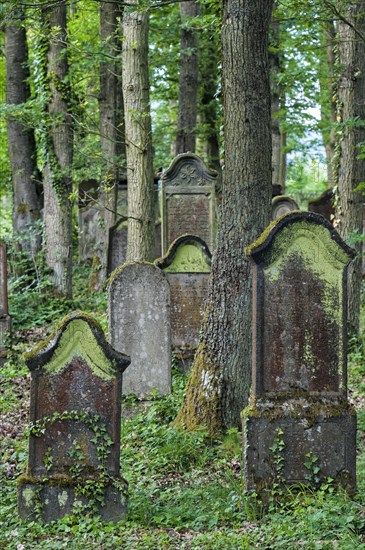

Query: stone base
[
  {"left": 173, "top": 350, "right": 195, "bottom": 373},
  {"left": 242, "top": 400, "right": 356, "bottom": 493},
  {"left": 17, "top": 478, "right": 128, "bottom": 523}
]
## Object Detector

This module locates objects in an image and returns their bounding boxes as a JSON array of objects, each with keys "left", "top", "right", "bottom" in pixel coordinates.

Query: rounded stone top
[
  {"left": 24, "top": 311, "right": 130, "bottom": 376},
  {"left": 161, "top": 153, "right": 218, "bottom": 186},
  {"left": 245, "top": 211, "right": 356, "bottom": 266},
  {"left": 155, "top": 234, "right": 212, "bottom": 273}
]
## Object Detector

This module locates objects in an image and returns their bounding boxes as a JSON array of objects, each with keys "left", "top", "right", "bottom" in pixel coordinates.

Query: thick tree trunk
[
  {"left": 122, "top": 3, "right": 155, "bottom": 261},
  {"left": 5, "top": 9, "right": 41, "bottom": 254},
  {"left": 92, "top": 1, "right": 124, "bottom": 288},
  {"left": 176, "top": 0, "right": 273, "bottom": 433},
  {"left": 175, "top": 1, "right": 199, "bottom": 155},
  {"left": 42, "top": 2, "right": 73, "bottom": 297},
  {"left": 336, "top": 3, "right": 365, "bottom": 335}
]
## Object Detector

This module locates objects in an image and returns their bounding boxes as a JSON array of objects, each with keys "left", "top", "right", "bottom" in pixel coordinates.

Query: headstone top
[
  {"left": 24, "top": 311, "right": 130, "bottom": 378},
  {"left": 161, "top": 153, "right": 218, "bottom": 187},
  {"left": 155, "top": 235, "right": 212, "bottom": 273},
  {"left": 246, "top": 211, "right": 355, "bottom": 267},
  {"left": 271, "top": 195, "right": 299, "bottom": 220}
]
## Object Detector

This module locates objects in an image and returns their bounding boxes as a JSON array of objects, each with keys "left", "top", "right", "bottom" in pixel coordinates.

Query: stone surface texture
[
  {"left": 161, "top": 153, "right": 217, "bottom": 253},
  {"left": 156, "top": 235, "right": 211, "bottom": 359},
  {"left": 17, "top": 312, "right": 130, "bottom": 522},
  {"left": 109, "top": 262, "right": 171, "bottom": 396},
  {"left": 243, "top": 211, "right": 357, "bottom": 492}
]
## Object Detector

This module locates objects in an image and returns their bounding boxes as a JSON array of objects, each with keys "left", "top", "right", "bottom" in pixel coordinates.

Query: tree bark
[
  {"left": 175, "top": 1, "right": 200, "bottom": 155},
  {"left": 270, "top": 4, "right": 283, "bottom": 187},
  {"left": 336, "top": 2, "right": 365, "bottom": 335},
  {"left": 320, "top": 20, "right": 337, "bottom": 188},
  {"left": 199, "top": 24, "right": 221, "bottom": 178},
  {"left": 176, "top": 0, "right": 273, "bottom": 433},
  {"left": 5, "top": 7, "right": 41, "bottom": 255},
  {"left": 122, "top": 2, "right": 155, "bottom": 261},
  {"left": 42, "top": 2, "right": 73, "bottom": 297},
  {"left": 92, "top": 0, "right": 124, "bottom": 288}
]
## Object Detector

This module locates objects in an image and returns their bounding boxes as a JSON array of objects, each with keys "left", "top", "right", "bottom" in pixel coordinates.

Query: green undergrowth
[
  {"left": 0, "top": 355, "right": 364, "bottom": 548},
  {"left": 0, "top": 281, "right": 364, "bottom": 548}
]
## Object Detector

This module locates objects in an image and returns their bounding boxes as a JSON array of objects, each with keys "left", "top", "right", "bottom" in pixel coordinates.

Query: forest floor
[{"left": 0, "top": 280, "right": 364, "bottom": 549}]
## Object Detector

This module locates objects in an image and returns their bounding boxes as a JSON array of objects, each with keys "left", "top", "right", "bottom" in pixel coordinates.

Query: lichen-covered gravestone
[
  {"left": 17, "top": 312, "right": 130, "bottom": 522},
  {"left": 161, "top": 153, "right": 217, "bottom": 254},
  {"left": 0, "top": 241, "right": 11, "bottom": 366},
  {"left": 155, "top": 235, "right": 211, "bottom": 368},
  {"left": 109, "top": 262, "right": 171, "bottom": 397},
  {"left": 243, "top": 211, "right": 357, "bottom": 492}
]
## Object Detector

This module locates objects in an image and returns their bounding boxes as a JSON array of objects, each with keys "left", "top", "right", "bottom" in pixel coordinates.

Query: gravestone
[
  {"left": 161, "top": 153, "right": 217, "bottom": 254},
  {"left": 17, "top": 312, "right": 130, "bottom": 522},
  {"left": 155, "top": 235, "right": 211, "bottom": 368},
  {"left": 107, "top": 222, "right": 162, "bottom": 275},
  {"left": 308, "top": 189, "right": 335, "bottom": 223},
  {"left": 243, "top": 211, "right": 356, "bottom": 492},
  {"left": 109, "top": 262, "right": 171, "bottom": 396},
  {"left": 271, "top": 195, "right": 299, "bottom": 220},
  {"left": 0, "top": 242, "right": 11, "bottom": 366}
]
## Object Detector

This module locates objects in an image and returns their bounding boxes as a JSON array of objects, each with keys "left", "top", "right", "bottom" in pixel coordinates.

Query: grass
[{"left": 0, "top": 268, "right": 364, "bottom": 548}]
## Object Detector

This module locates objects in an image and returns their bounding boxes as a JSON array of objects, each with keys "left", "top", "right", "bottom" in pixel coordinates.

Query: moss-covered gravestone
[
  {"left": 243, "top": 212, "right": 357, "bottom": 492},
  {"left": 109, "top": 262, "right": 171, "bottom": 397},
  {"left": 17, "top": 312, "right": 130, "bottom": 522},
  {"left": 161, "top": 153, "right": 217, "bottom": 254},
  {"left": 155, "top": 235, "right": 211, "bottom": 369},
  {"left": 0, "top": 241, "right": 11, "bottom": 366}
]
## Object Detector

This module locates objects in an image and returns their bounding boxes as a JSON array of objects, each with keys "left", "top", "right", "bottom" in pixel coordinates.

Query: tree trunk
[
  {"left": 5, "top": 8, "right": 41, "bottom": 255},
  {"left": 175, "top": 1, "right": 200, "bottom": 155},
  {"left": 336, "top": 2, "right": 365, "bottom": 335},
  {"left": 122, "top": 2, "right": 155, "bottom": 261},
  {"left": 92, "top": 0, "right": 124, "bottom": 288},
  {"left": 199, "top": 24, "right": 221, "bottom": 178},
  {"left": 42, "top": 2, "right": 73, "bottom": 297},
  {"left": 320, "top": 20, "right": 337, "bottom": 188},
  {"left": 176, "top": 0, "right": 273, "bottom": 433},
  {"left": 270, "top": 5, "right": 282, "bottom": 187}
]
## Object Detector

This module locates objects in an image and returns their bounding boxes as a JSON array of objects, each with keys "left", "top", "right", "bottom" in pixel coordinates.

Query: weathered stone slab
[
  {"left": 17, "top": 312, "right": 130, "bottom": 522},
  {"left": 0, "top": 242, "right": 11, "bottom": 366},
  {"left": 271, "top": 195, "right": 299, "bottom": 220},
  {"left": 107, "top": 222, "right": 162, "bottom": 275},
  {"left": 109, "top": 262, "right": 171, "bottom": 396},
  {"left": 161, "top": 153, "right": 217, "bottom": 254},
  {"left": 243, "top": 211, "right": 357, "bottom": 492},
  {"left": 155, "top": 235, "right": 211, "bottom": 362}
]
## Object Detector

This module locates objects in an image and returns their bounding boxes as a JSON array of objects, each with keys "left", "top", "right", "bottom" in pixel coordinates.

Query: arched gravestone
[
  {"left": 17, "top": 312, "right": 130, "bottom": 522},
  {"left": 243, "top": 212, "right": 357, "bottom": 492},
  {"left": 155, "top": 235, "right": 211, "bottom": 367},
  {"left": 109, "top": 262, "right": 171, "bottom": 397},
  {"left": 271, "top": 195, "right": 299, "bottom": 220},
  {"left": 161, "top": 153, "right": 217, "bottom": 254},
  {"left": 0, "top": 241, "right": 11, "bottom": 366}
]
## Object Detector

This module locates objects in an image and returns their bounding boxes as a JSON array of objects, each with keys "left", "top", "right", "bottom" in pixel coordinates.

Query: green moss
[
  {"left": 242, "top": 396, "right": 355, "bottom": 427},
  {"left": 174, "top": 342, "right": 222, "bottom": 435},
  {"left": 155, "top": 234, "right": 211, "bottom": 273},
  {"left": 23, "top": 313, "right": 116, "bottom": 380}
]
